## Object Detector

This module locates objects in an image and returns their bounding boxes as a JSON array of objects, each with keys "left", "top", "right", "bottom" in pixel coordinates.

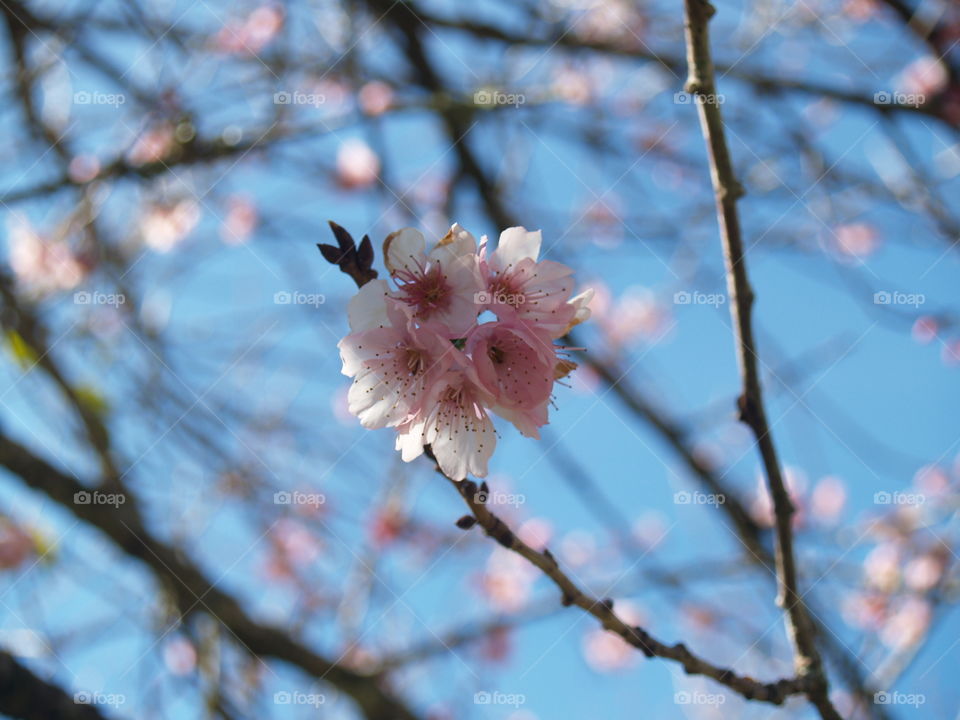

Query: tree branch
[{"left": 681, "top": 1, "right": 840, "bottom": 718}]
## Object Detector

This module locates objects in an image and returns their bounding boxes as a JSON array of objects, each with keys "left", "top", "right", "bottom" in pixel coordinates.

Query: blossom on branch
[{"left": 335, "top": 223, "right": 590, "bottom": 480}]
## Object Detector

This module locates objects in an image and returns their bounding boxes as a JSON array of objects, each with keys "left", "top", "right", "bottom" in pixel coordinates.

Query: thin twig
[{"left": 681, "top": 1, "right": 841, "bottom": 718}]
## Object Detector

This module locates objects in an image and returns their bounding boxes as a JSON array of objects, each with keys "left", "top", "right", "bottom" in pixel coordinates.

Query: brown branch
[
  {"left": 0, "top": 433, "right": 421, "bottom": 720},
  {"left": 427, "top": 450, "right": 811, "bottom": 705},
  {"left": 0, "top": 651, "right": 108, "bottom": 720},
  {"left": 408, "top": 5, "right": 952, "bottom": 125},
  {"left": 680, "top": 2, "right": 841, "bottom": 719}
]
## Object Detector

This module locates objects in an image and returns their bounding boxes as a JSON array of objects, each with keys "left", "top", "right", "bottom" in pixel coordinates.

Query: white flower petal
[
  {"left": 383, "top": 227, "right": 426, "bottom": 275},
  {"left": 493, "top": 227, "right": 542, "bottom": 269},
  {"left": 347, "top": 279, "right": 391, "bottom": 332}
]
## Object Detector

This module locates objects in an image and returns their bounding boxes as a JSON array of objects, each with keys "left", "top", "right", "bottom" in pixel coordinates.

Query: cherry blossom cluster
[{"left": 338, "top": 224, "right": 591, "bottom": 480}]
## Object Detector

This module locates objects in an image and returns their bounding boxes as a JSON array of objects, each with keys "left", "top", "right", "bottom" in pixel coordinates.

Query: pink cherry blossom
[
  {"left": 337, "top": 221, "right": 588, "bottom": 480},
  {"left": 479, "top": 227, "right": 576, "bottom": 337},
  {"left": 384, "top": 226, "right": 484, "bottom": 337},
  {"left": 394, "top": 369, "right": 496, "bottom": 480},
  {"left": 466, "top": 321, "right": 555, "bottom": 438},
  {"left": 339, "top": 298, "right": 459, "bottom": 430}
]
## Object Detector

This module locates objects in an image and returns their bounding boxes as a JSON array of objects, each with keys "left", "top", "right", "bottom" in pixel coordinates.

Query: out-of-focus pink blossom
[
  {"left": 551, "top": 66, "right": 593, "bottom": 106},
  {"left": 841, "top": 591, "right": 887, "bottom": 630},
  {"left": 358, "top": 81, "right": 394, "bottom": 116},
  {"left": 751, "top": 468, "right": 806, "bottom": 528},
  {"left": 560, "top": 530, "right": 596, "bottom": 567},
  {"left": 68, "top": 155, "right": 101, "bottom": 183},
  {"left": 841, "top": 0, "right": 878, "bottom": 21},
  {"left": 904, "top": 553, "right": 943, "bottom": 591},
  {"left": 517, "top": 518, "right": 553, "bottom": 548},
  {"left": 163, "top": 636, "right": 197, "bottom": 676},
  {"left": 941, "top": 340, "right": 960, "bottom": 366},
  {"left": 8, "top": 217, "right": 87, "bottom": 296},
  {"left": 864, "top": 543, "right": 901, "bottom": 592},
  {"left": 811, "top": 476, "right": 846, "bottom": 524},
  {"left": 220, "top": 195, "right": 258, "bottom": 245},
  {"left": 631, "top": 511, "right": 668, "bottom": 550},
  {"left": 582, "top": 601, "right": 645, "bottom": 673},
  {"left": 369, "top": 507, "right": 406, "bottom": 547},
  {"left": 336, "top": 139, "right": 380, "bottom": 189},
  {"left": 480, "top": 549, "right": 537, "bottom": 613},
  {"left": 575, "top": 1, "right": 645, "bottom": 44},
  {"left": 127, "top": 123, "right": 176, "bottom": 166},
  {"left": 880, "top": 596, "right": 932, "bottom": 650},
  {"left": 479, "top": 625, "right": 512, "bottom": 663},
  {"left": 830, "top": 223, "right": 880, "bottom": 259},
  {"left": 264, "top": 518, "right": 322, "bottom": 580},
  {"left": 911, "top": 316, "right": 939, "bottom": 344},
  {"left": 896, "top": 57, "right": 948, "bottom": 99},
  {"left": 141, "top": 199, "right": 200, "bottom": 252},
  {"left": 913, "top": 464, "right": 950, "bottom": 495},
  {"left": 600, "top": 287, "right": 669, "bottom": 350},
  {"left": 212, "top": 5, "right": 283, "bottom": 54},
  {"left": 0, "top": 520, "right": 34, "bottom": 570}
]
